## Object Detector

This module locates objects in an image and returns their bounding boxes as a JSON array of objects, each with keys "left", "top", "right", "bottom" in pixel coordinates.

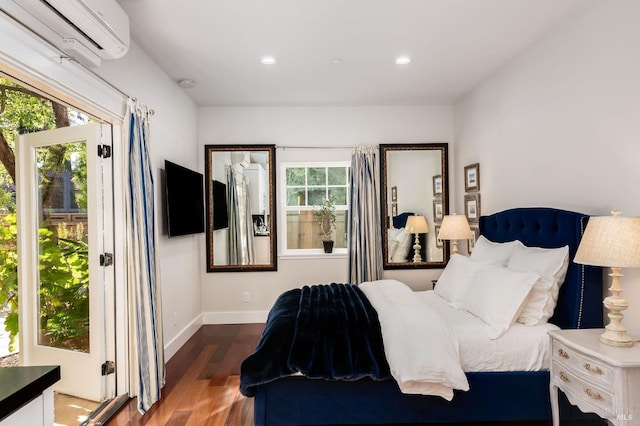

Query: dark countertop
[{"left": 0, "top": 365, "right": 60, "bottom": 421}]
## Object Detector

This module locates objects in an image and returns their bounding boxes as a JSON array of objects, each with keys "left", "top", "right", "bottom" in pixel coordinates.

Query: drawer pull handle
[
  {"left": 583, "top": 363, "right": 604, "bottom": 375},
  {"left": 558, "top": 349, "right": 569, "bottom": 359},
  {"left": 584, "top": 388, "right": 605, "bottom": 401},
  {"left": 559, "top": 372, "right": 571, "bottom": 383}
]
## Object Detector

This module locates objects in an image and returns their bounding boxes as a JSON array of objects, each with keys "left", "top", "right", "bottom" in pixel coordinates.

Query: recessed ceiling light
[
  {"left": 330, "top": 58, "right": 342, "bottom": 64},
  {"left": 261, "top": 56, "right": 277, "bottom": 65},
  {"left": 395, "top": 56, "right": 411, "bottom": 65},
  {"left": 177, "top": 79, "right": 196, "bottom": 89}
]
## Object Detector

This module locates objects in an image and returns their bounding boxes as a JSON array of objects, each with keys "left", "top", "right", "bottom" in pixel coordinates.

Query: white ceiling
[{"left": 117, "top": 0, "right": 590, "bottom": 107}]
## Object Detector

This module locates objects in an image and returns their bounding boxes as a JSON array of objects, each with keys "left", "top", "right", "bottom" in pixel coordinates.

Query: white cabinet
[
  {"left": 0, "top": 366, "right": 59, "bottom": 426},
  {"left": 549, "top": 329, "right": 640, "bottom": 425},
  {"left": 1, "top": 386, "right": 53, "bottom": 426}
]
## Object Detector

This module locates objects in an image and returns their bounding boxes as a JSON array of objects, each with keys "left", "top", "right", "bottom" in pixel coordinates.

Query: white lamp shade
[
  {"left": 405, "top": 215, "right": 429, "bottom": 234},
  {"left": 574, "top": 216, "right": 640, "bottom": 267},
  {"left": 437, "top": 214, "right": 473, "bottom": 240}
]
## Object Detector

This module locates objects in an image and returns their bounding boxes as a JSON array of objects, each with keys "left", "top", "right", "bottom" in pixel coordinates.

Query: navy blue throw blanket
[{"left": 240, "top": 283, "right": 390, "bottom": 397}]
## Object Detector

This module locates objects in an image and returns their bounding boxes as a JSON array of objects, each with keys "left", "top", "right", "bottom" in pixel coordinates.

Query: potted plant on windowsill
[{"left": 313, "top": 196, "right": 337, "bottom": 253}]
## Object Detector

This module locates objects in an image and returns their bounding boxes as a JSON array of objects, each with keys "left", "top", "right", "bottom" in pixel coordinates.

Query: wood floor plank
[
  {"left": 206, "top": 376, "right": 241, "bottom": 426},
  {"left": 144, "top": 345, "right": 218, "bottom": 425}
]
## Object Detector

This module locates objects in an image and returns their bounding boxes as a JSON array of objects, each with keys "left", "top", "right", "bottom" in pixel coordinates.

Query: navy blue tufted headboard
[{"left": 479, "top": 207, "right": 603, "bottom": 329}]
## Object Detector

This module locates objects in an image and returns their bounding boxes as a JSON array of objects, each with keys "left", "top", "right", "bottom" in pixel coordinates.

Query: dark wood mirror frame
[
  {"left": 205, "top": 144, "right": 277, "bottom": 272},
  {"left": 380, "top": 143, "right": 450, "bottom": 269}
]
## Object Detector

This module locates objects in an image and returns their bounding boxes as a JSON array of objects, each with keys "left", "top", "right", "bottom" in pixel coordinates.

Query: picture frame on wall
[
  {"left": 464, "top": 163, "right": 480, "bottom": 192},
  {"left": 391, "top": 186, "right": 398, "bottom": 202},
  {"left": 433, "top": 175, "right": 443, "bottom": 196},
  {"left": 470, "top": 224, "right": 480, "bottom": 241},
  {"left": 435, "top": 224, "right": 442, "bottom": 248},
  {"left": 433, "top": 199, "right": 444, "bottom": 223},
  {"left": 467, "top": 225, "right": 479, "bottom": 253},
  {"left": 391, "top": 203, "right": 398, "bottom": 217},
  {"left": 465, "top": 193, "right": 481, "bottom": 223}
]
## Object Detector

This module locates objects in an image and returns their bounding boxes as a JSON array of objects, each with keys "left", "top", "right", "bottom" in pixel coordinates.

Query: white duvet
[
  {"left": 359, "top": 279, "right": 469, "bottom": 400},
  {"left": 359, "top": 279, "right": 557, "bottom": 400}
]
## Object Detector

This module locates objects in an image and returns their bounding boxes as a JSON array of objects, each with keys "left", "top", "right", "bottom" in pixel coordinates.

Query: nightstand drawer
[
  {"left": 552, "top": 340, "right": 613, "bottom": 386},
  {"left": 552, "top": 361, "right": 614, "bottom": 414}
]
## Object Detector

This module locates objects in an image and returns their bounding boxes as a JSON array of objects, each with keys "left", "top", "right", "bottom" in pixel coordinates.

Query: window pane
[
  {"left": 286, "top": 187, "right": 306, "bottom": 206},
  {"left": 329, "top": 187, "right": 347, "bottom": 205},
  {"left": 328, "top": 167, "right": 347, "bottom": 185},
  {"left": 286, "top": 210, "right": 348, "bottom": 249},
  {"left": 307, "top": 167, "right": 326, "bottom": 185},
  {"left": 286, "top": 167, "right": 306, "bottom": 186},
  {"left": 308, "top": 188, "right": 326, "bottom": 206}
]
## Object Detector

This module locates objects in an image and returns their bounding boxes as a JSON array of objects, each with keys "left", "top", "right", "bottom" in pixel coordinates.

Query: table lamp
[
  {"left": 574, "top": 211, "right": 640, "bottom": 347},
  {"left": 437, "top": 214, "right": 473, "bottom": 255},
  {"left": 405, "top": 215, "right": 429, "bottom": 262}
]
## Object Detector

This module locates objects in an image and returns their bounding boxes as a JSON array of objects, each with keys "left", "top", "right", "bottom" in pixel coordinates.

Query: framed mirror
[
  {"left": 205, "top": 144, "right": 277, "bottom": 272},
  {"left": 380, "top": 143, "right": 449, "bottom": 269}
]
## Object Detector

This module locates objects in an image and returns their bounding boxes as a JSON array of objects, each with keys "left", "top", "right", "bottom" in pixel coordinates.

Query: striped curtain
[
  {"left": 124, "top": 98, "right": 165, "bottom": 413},
  {"left": 348, "top": 145, "right": 383, "bottom": 284}
]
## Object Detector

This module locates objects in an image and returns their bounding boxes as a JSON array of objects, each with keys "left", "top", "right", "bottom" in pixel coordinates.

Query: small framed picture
[
  {"left": 433, "top": 199, "right": 444, "bottom": 223},
  {"left": 391, "top": 202, "right": 398, "bottom": 217},
  {"left": 434, "top": 224, "right": 442, "bottom": 248},
  {"left": 391, "top": 186, "right": 398, "bottom": 202},
  {"left": 464, "top": 163, "right": 480, "bottom": 192},
  {"left": 432, "top": 175, "right": 443, "bottom": 196},
  {"left": 467, "top": 224, "right": 480, "bottom": 252},
  {"left": 464, "top": 193, "right": 481, "bottom": 223}
]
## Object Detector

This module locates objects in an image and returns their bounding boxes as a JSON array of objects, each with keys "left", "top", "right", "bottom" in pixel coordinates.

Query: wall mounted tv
[
  {"left": 164, "top": 160, "right": 205, "bottom": 237},
  {"left": 212, "top": 179, "right": 229, "bottom": 230}
]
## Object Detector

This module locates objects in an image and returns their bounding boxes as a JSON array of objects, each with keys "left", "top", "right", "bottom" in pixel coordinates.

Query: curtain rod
[{"left": 276, "top": 145, "right": 378, "bottom": 150}]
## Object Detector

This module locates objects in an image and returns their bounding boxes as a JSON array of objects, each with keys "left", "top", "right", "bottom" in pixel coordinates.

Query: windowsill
[{"left": 279, "top": 251, "right": 348, "bottom": 260}]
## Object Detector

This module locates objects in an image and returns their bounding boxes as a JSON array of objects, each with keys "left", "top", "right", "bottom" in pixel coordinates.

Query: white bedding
[
  {"left": 360, "top": 279, "right": 469, "bottom": 400},
  {"left": 359, "top": 279, "right": 558, "bottom": 400},
  {"left": 416, "top": 290, "right": 559, "bottom": 372}
]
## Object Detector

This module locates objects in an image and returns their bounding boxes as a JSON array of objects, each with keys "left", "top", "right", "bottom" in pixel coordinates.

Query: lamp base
[
  {"left": 412, "top": 233, "right": 422, "bottom": 263},
  {"left": 600, "top": 333, "right": 633, "bottom": 348},
  {"left": 600, "top": 267, "right": 634, "bottom": 348}
]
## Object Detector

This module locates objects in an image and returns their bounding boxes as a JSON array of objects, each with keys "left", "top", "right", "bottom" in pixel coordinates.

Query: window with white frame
[{"left": 282, "top": 162, "right": 350, "bottom": 253}]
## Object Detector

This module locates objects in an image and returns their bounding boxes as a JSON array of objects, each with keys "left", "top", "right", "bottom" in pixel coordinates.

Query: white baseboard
[
  {"left": 202, "top": 311, "right": 268, "bottom": 324},
  {"left": 164, "top": 313, "right": 203, "bottom": 361}
]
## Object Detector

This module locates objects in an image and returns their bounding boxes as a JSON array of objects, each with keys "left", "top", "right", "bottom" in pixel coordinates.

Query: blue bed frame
[{"left": 252, "top": 208, "right": 604, "bottom": 425}]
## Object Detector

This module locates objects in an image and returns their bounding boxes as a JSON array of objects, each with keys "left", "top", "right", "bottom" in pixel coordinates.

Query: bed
[{"left": 241, "top": 207, "right": 604, "bottom": 425}]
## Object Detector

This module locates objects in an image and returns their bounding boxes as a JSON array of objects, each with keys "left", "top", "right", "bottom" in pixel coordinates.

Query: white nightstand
[{"left": 549, "top": 329, "right": 640, "bottom": 425}]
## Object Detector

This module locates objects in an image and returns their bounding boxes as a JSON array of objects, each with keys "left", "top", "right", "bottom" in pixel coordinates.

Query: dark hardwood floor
[
  {"left": 108, "top": 324, "right": 262, "bottom": 425},
  {"left": 107, "top": 324, "right": 605, "bottom": 426}
]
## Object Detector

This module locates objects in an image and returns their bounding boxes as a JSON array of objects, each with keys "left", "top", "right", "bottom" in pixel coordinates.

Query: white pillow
[
  {"left": 507, "top": 244, "right": 570, "bottom": 325},
  {"left": 387, "top": 228, "right": 401, "bottom": 260},
  {"left": 391, "top": 230, "right": 412, "bottom": 262},
  {"left": 461, "top": 264, "right": 540, "bottom": 339},
  {"left": 434, "top": 255, "right": 496, "bottom": 309},
  {"left": 469, "top": 236, "right": 522, "bottom": 266}
]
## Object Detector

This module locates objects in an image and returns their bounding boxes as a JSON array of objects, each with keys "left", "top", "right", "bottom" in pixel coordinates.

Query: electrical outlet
[
  {"left": 173, "top": 311, "right": 178, "bottom": 326},
  {"left": 243, "top": 291, "right": 250, "bottom": 303}
]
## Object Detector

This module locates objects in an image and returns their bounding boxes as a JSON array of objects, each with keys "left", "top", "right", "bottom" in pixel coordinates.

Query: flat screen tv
[
  {"left": 165, "top": 160, "right": 205, "bottom": 237},
  {"left": 212, "top": 179, "right": 229, "bottom": 230}
]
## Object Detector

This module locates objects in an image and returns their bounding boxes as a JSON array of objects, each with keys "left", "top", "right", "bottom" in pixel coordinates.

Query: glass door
[{"left": 17, "top": 123, "right": 113, "bottom": 402}]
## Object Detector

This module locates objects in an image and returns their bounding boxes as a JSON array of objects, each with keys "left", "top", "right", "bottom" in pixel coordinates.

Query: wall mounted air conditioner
[{"left": 8, "top": 0, "right": 130, "bottom": 67}]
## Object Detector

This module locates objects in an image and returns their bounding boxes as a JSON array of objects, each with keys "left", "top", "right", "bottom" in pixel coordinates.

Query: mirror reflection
[
  {"left": 205, "top": 144, "right": 277, "bottom": 272},
  {"left": 380, "top": 143, "right": 449, "bottom": 269}
]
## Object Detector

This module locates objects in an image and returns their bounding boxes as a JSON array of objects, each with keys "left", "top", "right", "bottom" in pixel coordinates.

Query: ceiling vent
[{"left": 9, "top": 0, "right": 130, "bottom": 66}]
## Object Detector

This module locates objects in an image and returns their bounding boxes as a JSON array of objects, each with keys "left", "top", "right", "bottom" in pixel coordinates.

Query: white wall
[
  {"left": 453, "top": 0, "right": 640, "bottom": 336},
  {"left": 96, "top": 42, "right": 201, "bottom": 357},
  {"left": 198, "top": 106, "right": 452, "bottom": 320}
]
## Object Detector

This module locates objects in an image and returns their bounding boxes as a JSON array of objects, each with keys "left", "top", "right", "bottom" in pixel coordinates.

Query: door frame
[{"left": 0, "top": 10, "right": 131, "bottom": 398}]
